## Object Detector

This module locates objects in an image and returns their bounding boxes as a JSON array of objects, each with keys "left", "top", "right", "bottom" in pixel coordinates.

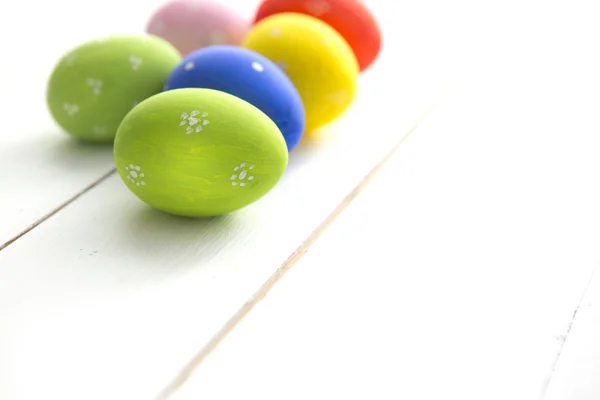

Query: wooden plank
[
  {"left": 0, "top": 44, "right": 114, "bottom": 247},
  {"left": 544, "top": 269, "right": 600, "bottom": 400},
  {"left": 165, "top": 29, "right": 600, "bottom": 398},
  {"left": 0, "top": 3, "right": 445, "bottom": 398},
  {"left": 0, "top": 0, "right": 189, "bottom": 247},
  {"left": 0, "top": 88, "right": 439, "bottom": 400}
]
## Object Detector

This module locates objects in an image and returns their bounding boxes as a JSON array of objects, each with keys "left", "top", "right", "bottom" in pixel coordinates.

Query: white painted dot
[
  {"left": 248, "top": 176, "right": 254, "bottom": 180},
  {"left": 129, "top": 164, "right": 134, "bottom": 169},
  {"left": 184, "top": 62, "right": 195, "bottom": 71},
  {"left": 234, "top": 166, "right": 239, "bottom": 171},
  {"left": 135, "top": 166, "right": 141, "bottom": 171},
  {"left": 129, "top": 55, "right": 143, "bottom": 71},
  {"left": 252, "top": 62, "right": 264, "bottom": 72},
  {"left": 231, "top": 175, "right": 237, "bottom": 180},
  {"left": 240, "top": 183, "right": 246, "bottom": 187},
  {"left": 232, "top": 181, "right": 238, "bottom": 186},
  {"left": 136, "top": 182, "right": 140, "bottom": 186},
  {"left": 63, "top": 103, "right": 79, "bottom": 116},
  {"left": 140, "top": 173, "right": 145, "bottom": 177},
  {"left": 130, "top": 171, "right": 138, "bottom": 178},
  {"left": 140, "top": 181, "right": 145, "bottom": 186},
  {"left": 202, "top": 112, "right": 208, "bottom": 117},
  {"left": 239, "top": 170, "right": 247, "bottom": 179},
  {"left": 240, "top": 163, "right": 247, "bottom": 167},
  {"left": 249, "top": 165, "right": 255, "bottom": 170},
  {"left": 65, "top": 54, "right": 77, "bottom": 66},
  {"left": 203, "top": 120, "right": 209, "bottom": 126}
]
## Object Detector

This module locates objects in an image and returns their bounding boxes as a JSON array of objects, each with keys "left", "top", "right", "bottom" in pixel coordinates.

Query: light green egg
[
  {"left": 114, "top": 88, "right": 289, "bottom": 217},
  {"left": 46, "top": 35, "right": 181, "bottom": 143}
]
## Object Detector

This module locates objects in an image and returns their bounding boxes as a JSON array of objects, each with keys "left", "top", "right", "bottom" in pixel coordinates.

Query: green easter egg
[
  {"left": 113, "top": 88, "right": 289, "bottom": 217},
  {"left": 46, "top": 35, "right": 181, "bottom": 143}
]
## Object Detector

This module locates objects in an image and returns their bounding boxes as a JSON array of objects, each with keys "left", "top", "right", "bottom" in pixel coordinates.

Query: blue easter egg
[{"left": 165, "top": 45, "right": 306, "bottom": 151}]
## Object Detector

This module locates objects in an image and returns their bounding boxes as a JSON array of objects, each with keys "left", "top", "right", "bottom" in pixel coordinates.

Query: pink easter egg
[{"left": 146, "top": 0, "right": 249, "bottom": 57}]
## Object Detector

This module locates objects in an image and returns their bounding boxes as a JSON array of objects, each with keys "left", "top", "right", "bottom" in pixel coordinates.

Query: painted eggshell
[
  {"left": 243, "top": 12, "right": 358, "bottom": 133},
  {"left": 46, "top": 35, "right": 181, "bottom": 143},
  {"left": 254, "top": 0, "right": 381, "bottom": 72},
  {"left": 165, "top": 45, "right": 305, "bottom": 151},
  {"left": 146, "top": 0, "right": 249, "bottom": 57},
  {"left": 113, "top": 88, "right": 288, "bottom": 217}
]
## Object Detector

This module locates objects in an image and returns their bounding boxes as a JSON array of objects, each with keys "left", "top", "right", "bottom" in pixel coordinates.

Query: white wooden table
[{"left": 1, "top": 1, "right": 600, "bottom": 399}]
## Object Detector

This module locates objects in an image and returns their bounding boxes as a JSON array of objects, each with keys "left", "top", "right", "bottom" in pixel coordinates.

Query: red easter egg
[{"left": 253, "top": 0, "right": 382, "bottom": 72}]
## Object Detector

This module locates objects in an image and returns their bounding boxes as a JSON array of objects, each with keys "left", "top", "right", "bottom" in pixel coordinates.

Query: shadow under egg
[
  {"left": 106, "top": 200, "right": 249, "bottom": 277},
  {"left": 287, "top": 126, "right": 335, "bottom": 170},
  {"left": 121, "top": 202, "right": 237, "bottom": 247},
  {"left": 48, "top": 132, "right": 115, "bottom": 168},
  {"left": 0, "top": 130, "right": 115, "bottom": 172}
]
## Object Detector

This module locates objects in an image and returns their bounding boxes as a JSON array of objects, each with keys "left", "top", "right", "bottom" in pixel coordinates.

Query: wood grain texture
[
  {"left": 167, "top": 48, "right": 600, "bottom": 399},
  {"left": 0, "top": 69, "right": 116, "bottom": 248},
  {"left": 156, "top": 96, "right": 436, "bottom": 400},
  {"left": 0, "top": 2, "right": 446, "bottom": 397},
  {"left": 0, "top": 2, "right": 125, "bottom": 246},
  {"left": 167, "top": 7, "right": 600, "bottom": 396},
  {"left": 0, "top": 0, "right": 188, "bottom": 247},
  {"left": 544, "top": 269, "right": 600, "bottom": 400},
  {"left": 0, "top": 97, "right": 439, "bottom": 400}
]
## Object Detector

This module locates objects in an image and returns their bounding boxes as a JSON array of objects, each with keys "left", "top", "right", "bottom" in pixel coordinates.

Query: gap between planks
[
  {"left": 0, "top": 168, "right": 117, "bottom": 251},
  {"left": 541, "top": 266, "right": 598, "bottom": 397},
  {"left": 154, "top": 97, "right": 444, "bottom": 400}
]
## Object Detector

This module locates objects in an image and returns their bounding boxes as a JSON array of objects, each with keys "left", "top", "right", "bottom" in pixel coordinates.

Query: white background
[{"left": 1, "top": 0, "right": 600, "bottom": 399}]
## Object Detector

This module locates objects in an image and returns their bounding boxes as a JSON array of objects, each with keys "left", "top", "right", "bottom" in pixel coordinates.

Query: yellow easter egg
[{"left": 243, "top": 12, "right": 358, "bottom": 133}]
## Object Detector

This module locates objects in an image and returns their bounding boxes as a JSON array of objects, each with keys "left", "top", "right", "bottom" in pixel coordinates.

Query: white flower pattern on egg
[
  {"left": 180, "top": 111, "right": 210, "bottom": 134},
  {"left": 86, "top": 78, "right": 103, "bottom": 95},
  {"left": 231, "top": 163, "right": 255, "bottom": 187},
  {"left": 65, "top": 54, "right": 77, "bottom": 66},
  {"left": 125, "top": 164, "right": 146, "bottom": 186},
  {"left": 129, "top": 55, "right": 143, "bottom": 71},
  {"left": 63, "top": 102, "right": 79, "bottom": 116}
]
